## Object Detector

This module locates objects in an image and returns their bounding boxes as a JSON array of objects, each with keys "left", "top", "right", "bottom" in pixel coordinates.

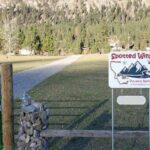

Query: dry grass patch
[{"left": 0, "top": 55, "right": 65, "bottom": 72}]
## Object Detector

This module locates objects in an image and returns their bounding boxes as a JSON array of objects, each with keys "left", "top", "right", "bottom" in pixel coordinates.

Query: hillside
[
  {"left": 0, "top": 0, "right": 150, "bottom": 25},
  {"left": 0, "top": 0, "right": 150, "bottom": 55},
  {"left": 0, "top": 0, "right": 150, "bottom": 19},
  {"left": 1, "top": 0, "right": 150, "bottom": 9}
]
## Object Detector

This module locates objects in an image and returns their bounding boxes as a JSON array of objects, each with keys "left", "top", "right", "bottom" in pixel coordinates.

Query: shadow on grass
[
  {"left": 66, "top": 99, "right": 109, "bottom": 129},
  {"left": 48, "top": 99, "right": 109, "bottom": 148},
  {"left": 61, "top": 111, "right": 111, "bottom": 150}
]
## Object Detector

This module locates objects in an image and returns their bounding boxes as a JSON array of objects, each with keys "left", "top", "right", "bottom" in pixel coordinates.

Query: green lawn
[{"left": 14, "top": 54, "right": 149, "bottom": 150}]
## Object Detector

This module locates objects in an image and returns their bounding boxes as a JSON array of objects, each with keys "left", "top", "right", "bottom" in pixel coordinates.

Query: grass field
[
  {"left": 14, "top": 54, "right": 149, "bottom": 150},
  {"left": 0, "top": 55, "right": 65, "bottom": 72}
]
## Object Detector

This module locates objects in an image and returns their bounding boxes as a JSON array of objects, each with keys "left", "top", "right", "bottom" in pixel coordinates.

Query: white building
[
  {"left": 146, "top": 47, "right": 150, "bottom": 51},
  {"left": 110, "top": 43, "right": 122, "bottom": 51},
  {"left": 19, "top": 48, "right": 34, "bottom": 56}
]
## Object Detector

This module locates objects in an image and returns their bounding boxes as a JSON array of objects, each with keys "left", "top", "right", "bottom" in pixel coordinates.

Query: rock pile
[{"left": 17, "top": 93, "right": 49, "bottom": 150}]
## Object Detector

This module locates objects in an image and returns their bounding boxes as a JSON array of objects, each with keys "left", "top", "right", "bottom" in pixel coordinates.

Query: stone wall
[{"left": 17, "top": 95, "right": 49, "bottom": 150}]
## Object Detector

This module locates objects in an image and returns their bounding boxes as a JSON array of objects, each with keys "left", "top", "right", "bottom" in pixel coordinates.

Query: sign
[
  {"left": 109, "top": 51, "right": 150, "bottom": 88},
  {"left": 117, "top": 96, "right": 146, "bottom": 105}
]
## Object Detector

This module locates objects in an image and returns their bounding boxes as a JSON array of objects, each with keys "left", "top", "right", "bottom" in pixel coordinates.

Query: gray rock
[
  {"left": 17, "top": 100, "right": 49, "bottom": 150},
  {"left": 39, "top": 111, "right": 47, "bottom": 124},
  {"left": 19, "top": 134, "right": 26, "bottom": 142},
  {"left": 46, "top": 109, "right": 50, "bottom": 116},
  {"left": 21, "top": 93, "right": 32, "bottom": 106},
  {"left": 26, "top": 126, "right": 34, "bottom": 136},
  {"left": 25, "top": 135, "right": 30, "bottom": 143},
  {"left": 22, "top": 105, "right": 37, "bottom": 113}
]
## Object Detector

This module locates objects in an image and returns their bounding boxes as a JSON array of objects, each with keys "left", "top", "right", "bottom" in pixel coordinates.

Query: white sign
[
  {"left": 109, "top": 51, "right": 150, "bottom": 88},
  {"left": 117, "top": 96, "right": 146, "bottom": 105}
]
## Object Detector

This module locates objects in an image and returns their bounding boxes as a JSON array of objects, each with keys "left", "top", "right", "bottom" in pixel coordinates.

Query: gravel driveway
[{"left": 13, "top": 55, "right": 81, "bottom": 98}]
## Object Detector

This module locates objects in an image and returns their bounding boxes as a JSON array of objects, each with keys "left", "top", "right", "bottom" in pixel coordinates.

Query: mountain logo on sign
[{"left": 118, "top": 61, "right": 150, "bottom": 78}]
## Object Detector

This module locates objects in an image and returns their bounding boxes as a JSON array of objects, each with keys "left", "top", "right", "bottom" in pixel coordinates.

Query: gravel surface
[{"left": 13, "top": 55, "right": 82, "bottom": 98}]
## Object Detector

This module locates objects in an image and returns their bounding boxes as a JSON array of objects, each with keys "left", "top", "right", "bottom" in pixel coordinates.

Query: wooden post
[{"left": 1, "top": 64, "right": 14, "bottom": 150}]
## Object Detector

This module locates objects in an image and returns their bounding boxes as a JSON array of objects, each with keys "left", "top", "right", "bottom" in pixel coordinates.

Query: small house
[
  {"left": 146, "top": 47, "right": 150, "bottom": 51},
  {"left": 19, "top": 48, "right": 34, "bottom": 56},
  {"left": 110, "top": 43, "right": 122, "bottom": 51}
]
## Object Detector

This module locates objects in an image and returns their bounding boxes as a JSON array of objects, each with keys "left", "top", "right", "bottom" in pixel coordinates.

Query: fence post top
[{"left": 1, "top": 63, "right": 12, "bottom": 67}]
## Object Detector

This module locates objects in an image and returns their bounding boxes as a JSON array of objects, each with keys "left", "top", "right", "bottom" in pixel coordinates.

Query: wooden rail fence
[{"left": 40, "top": 129, "right": 148, "bottom": 139}]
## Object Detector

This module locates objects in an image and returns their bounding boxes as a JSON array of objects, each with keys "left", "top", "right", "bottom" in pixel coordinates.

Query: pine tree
[
  {"left": 18, "top": 29, "right": 25, "bottom": 49},
  {"left": 31, "top": 32, "right": 42, "bottom": 54},
  {"left": 42, "top": 31, "right": 54, "bottom": 54}
]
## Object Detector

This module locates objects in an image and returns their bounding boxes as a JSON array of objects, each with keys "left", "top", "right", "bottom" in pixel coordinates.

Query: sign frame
[{"left": 109, "top": 51, "right": 150, "bottom": 150}]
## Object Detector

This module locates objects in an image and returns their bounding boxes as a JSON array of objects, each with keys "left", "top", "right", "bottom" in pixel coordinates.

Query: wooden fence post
[{"left": 1, "top": 64, "right": 14, "bottom": 150}]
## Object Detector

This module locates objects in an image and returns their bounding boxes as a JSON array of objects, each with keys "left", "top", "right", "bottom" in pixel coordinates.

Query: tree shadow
[
  {"left": 66, "top": 99, "right": 109, "bottom": 129},
  {"left": 61, "top": 111, "right": 111, "bottom": 150},
  {"left": 48, "top": 99, "right": 109, "bottom": 148}
]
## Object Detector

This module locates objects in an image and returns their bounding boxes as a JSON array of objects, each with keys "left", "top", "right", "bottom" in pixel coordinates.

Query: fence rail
[{"left": 40, "top": 129, "right": 148, "bottom": 138}]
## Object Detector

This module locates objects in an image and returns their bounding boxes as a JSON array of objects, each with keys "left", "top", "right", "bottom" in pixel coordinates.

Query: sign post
[
  {"left": 109, "top": 51, "right": 150, "bottom": 150},
  {"left": 149, "top": 89, "right": 150, "bottom": 150},
  {"left": 112, "top": 89, "right": 114, "bottom": 150}
]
